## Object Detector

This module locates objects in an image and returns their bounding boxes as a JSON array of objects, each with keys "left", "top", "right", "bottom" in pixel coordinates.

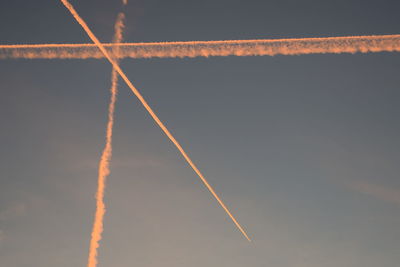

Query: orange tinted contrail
[
  {"left": 59, "top": 0, "right": 251, "bottom": 242},
  {"left": 1, "top": 34, "right": 400, "bottom": 59},
  {"left": 86, "top": 12, "right": 125, "bottom": 267}
]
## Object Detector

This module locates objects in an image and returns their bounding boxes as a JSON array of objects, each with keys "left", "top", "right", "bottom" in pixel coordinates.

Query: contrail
[
  {"left": 59, "top": 0, "right": 251, "bottom": 243},
  {"left": 87, "top": 12, "right": 125, "bottom": 267},
  {"left": 1, "top": 34, "right": 400, "bottom": 59}
]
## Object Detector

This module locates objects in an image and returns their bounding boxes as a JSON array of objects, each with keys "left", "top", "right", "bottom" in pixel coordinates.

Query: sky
[{"left": 0, "top": 0, "right": 400, "bottom": 266}]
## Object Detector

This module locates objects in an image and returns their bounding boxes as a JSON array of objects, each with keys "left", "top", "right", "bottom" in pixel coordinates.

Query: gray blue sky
[{"left": 0, "top": 0, "right": 399, "bottom": 266}]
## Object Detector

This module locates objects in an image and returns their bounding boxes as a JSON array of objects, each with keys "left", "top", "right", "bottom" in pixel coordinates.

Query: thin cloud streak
[
  {"left": 86, "top": 12, "right": 125, "bottom": 267},
  {"left": 1, "top": 34, "right": 400, "bottom": 59},
  {"left": 59, "top": 0, "right": 251, "bottom": 242},
  {"left": 347, "top": 180, "right": 400, "bottom": 205}
]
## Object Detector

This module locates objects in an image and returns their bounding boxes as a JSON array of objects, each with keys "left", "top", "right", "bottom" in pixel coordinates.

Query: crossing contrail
[
  {"left": 1, "top": 34, "right": 400, "bottom": 59},
  {"left": 86, "top": 12, "right": 125, "bottom": 267},
  {"left": 59, "top": 0, "right": 251, "bottom": 246}
]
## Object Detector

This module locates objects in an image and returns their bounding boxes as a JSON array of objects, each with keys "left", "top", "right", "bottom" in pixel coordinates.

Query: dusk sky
[{"left": 1, "top": 0, "right": 400, "bottom": 266}]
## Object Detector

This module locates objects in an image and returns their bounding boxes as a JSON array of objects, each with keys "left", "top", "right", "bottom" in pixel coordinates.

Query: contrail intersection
[{"left": 2, "top": 1, "right": 399, "bottom": 267}]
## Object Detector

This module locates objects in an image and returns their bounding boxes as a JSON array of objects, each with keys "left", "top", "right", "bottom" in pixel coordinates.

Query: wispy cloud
[
  {"left": 0, "top": 230, "right": 4, "bottom": 244},
  {"left": 0, "top": 203, "right": 26, "bottom": 247},
  {"left": 346, "top": 180, "right": 400, "bottom": 205},
  {"left": 0, "top": 202, "right": 26, "bottom": 221}
]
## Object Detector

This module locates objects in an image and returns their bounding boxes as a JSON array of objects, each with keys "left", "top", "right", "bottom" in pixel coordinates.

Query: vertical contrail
[
  {"left": 86, "top": 11, "right": 125, "bottom": 267},
  {"left": 59, "top": 0, "right": 251, "bottom": 242}
]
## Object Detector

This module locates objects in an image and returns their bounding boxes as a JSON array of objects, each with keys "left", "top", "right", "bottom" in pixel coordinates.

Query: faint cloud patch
[
  {"left": 0, "top": 202, "right": 27, "bottom": 221},
  {"left": 0, "top": 203, "right": 26, "bottom": 247},
  {"left": 0, "top": 229, "right": 4, "bottom": 243},
  {"left": 346, "top": 180, "right": 400, "bottom": 205},
  {"left": 111, "top": 156, "right": 164, "bottom": 169}
]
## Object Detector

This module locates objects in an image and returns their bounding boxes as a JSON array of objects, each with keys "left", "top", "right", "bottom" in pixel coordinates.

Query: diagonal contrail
[
  {"left": 59, "top": 0, "right": 251, "bottom": 244},
  {"left": 87, "top": 11, "right": 125, "bottom": 267},
  {"left": 1, "top": 34, "right": 400, "bottom": 59}
]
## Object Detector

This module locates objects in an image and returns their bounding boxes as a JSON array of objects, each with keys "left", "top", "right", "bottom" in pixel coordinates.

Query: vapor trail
[
  {"left": 87, "top": 12, "right": 125, "bottom": 267},
  {"left": 59, "top": 0, "right": 251, "bottom": 242},
  {"left": 1, "top": 34, "right": 400, "bottom": 59}
]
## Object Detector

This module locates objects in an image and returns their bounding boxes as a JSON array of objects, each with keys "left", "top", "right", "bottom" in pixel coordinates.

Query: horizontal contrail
[
  {"left": 59, "top": 0, "right": 251, "bottom": 241},
  {"left": 1, "top": 34, "right": 400, "bottom": 59}
]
